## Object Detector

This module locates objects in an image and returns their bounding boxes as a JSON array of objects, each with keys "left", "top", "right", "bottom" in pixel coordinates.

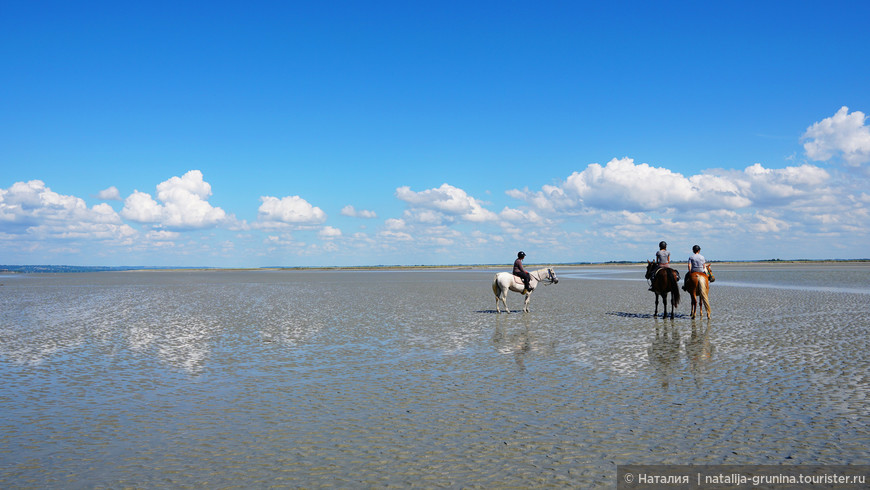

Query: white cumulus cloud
[
  {"left": 257, "top": 195, "right": 327, "bottom": 225},
  {"left": 563, "top": 157, "right": 699, "bottom": 211},
  {"left": 121, "top": 170, "right": 228, "bottom": 229},
  {"left": 509, "top": 157, "right": 831, "bottom": 214},
  {"left": 499, "top": 207, "right": 547, "bottom": 224},
  {"left": 318, "top": 226, "right": 342, "bottom": 239},
  {"left": 0, "top": 179, "right": 135, "bottom": 240},
  {"left": 121, "top": 191, "right": 164, "bottom": 223},
  {"left": 384, "top": 218, "right": 406, "bottom": 230},
  {"left": 740, "top": 163, "right": 830, "bottom": 204},
  {"left": 341, "top": 205, "right": 377, "bottom": 218},
  {"left": 396, "top": 183, "right": 497, "bottom": 223},
  {"left": 95, "top": 186, "right": 122, "bottom": 201},
  {"left": 803, "top": 106, "right": 870, "bottom": 167}
]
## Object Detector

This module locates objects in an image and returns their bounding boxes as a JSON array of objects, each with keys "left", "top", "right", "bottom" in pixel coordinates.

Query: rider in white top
[{"left": 688, "top": 245, "right": 706, "bottom": 273}]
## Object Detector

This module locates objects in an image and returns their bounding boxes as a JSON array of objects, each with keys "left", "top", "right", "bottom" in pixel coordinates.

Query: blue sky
[{"left": 2, "top": 1, "right": 869, "bottom": 267}]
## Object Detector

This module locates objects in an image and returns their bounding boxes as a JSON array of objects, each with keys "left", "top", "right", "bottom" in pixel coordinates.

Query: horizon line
[{"left": 2, "top": 258, "right": 869, "bottom": 273}]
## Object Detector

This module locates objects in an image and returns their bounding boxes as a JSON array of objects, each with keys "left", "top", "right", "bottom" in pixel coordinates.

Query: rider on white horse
[{"left": 513, "top": 251, "right": 532, "bottom": 293}]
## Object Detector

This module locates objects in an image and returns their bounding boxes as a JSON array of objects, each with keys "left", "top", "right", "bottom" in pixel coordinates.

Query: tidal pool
[{"left": 1, "top": 263, "right": 868, "bottom": 487}]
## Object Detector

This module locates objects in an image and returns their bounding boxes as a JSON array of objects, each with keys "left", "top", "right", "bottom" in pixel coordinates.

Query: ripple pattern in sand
[{"left": 0, "top": 265, "right": 868, "bottom": 487}]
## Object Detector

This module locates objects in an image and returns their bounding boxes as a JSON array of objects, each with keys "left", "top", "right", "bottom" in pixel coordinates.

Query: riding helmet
[
  {"left": 659, "top": 241, "right": 667, "bottom": 249},
  {"left": 517, "top": 251, "right": 526, "bottom": 258}
]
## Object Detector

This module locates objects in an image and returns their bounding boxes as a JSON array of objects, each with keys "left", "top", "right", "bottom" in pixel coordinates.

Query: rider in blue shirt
[
  {"left": 683, "top": 244, "right": 708, "bottom": 291},
  {"left": 688, "top": 245, "right": 706, "bottom": 273}
]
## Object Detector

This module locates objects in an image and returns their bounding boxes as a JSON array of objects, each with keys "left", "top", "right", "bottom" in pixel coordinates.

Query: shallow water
[{"left": 1, "top": 264, "right": 868, "bottom": 487}]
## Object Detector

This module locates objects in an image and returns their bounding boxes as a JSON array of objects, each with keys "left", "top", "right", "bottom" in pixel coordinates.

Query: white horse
[{"left": 492, "top": 268, "right": 558, "bottom": 313}]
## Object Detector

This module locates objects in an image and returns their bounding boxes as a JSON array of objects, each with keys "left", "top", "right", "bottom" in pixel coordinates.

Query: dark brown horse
[
  {"left": 646, "top": 261, "right": 681, "bottom": 319},
  {"left": 684, "top": 263, "right": 713, "bottom": 319}
]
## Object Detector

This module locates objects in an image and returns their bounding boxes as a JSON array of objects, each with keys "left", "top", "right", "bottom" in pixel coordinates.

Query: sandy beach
[{"left": 1, "top": 262, "right": 868, "bottom": 487}]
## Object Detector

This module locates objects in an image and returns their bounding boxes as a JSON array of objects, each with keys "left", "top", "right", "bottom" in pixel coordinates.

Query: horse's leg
[
  {"left": 654, "top": 292, "right": 660, "bottom": 317},
  {"left": 685, "top": 275, "right": 695, "bottom": 318},
  {"left": 690, "top": 290, "right": 697, "bottom": 319},
  {"left": 686, "top": 287, "right": 695, "bottom": 320},
  {"left": 493, "top": 279, "right": 510, "bottom": 314},
  {"left": 523, "top": 291, "right": 531, "bottom": 313}
]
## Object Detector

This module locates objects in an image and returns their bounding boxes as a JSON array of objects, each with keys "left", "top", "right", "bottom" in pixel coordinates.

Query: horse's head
[
  {"left": 645, "top": 260, "right": 655, "bottom": 279},
  {"left": 547, "top": 268, "right": 559, "bottom": 284},
  {"left": 706, "top": 263, "right": 715, "bottom": 282}
]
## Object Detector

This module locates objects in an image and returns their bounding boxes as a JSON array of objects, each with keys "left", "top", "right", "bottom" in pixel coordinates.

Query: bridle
[{"left": 534, "top": 268, "right": 558, "bottom": 285}]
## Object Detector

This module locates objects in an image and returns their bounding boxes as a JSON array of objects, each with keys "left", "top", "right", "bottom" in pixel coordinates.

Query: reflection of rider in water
[{"left": 513, "top": 251, "right": 532, "bottom": 293}]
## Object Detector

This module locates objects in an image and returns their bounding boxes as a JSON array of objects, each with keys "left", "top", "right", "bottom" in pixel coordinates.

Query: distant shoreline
[{"left": 1, "top": 259, "right": 868, "bottom": 274}]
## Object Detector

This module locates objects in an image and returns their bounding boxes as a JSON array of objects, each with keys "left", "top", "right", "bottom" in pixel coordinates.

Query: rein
[{"left": 533, "top": 268, "right": 556, "bottom": 285}]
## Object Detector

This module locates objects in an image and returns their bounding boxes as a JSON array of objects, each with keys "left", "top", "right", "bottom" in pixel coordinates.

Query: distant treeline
[
  {"left": 2, "top": 259, "right": 867, "bottom": 274},
  {"left": 0, "top": 265, "right": 171, "bottom": 273}
]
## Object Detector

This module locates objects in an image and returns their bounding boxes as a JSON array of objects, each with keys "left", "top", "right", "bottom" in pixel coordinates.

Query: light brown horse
[
  {"left": 646, "top": 261, "right": 681, "bottom": 319},
  {"left": 683, "top": 263, "right": 713, "bottom": 319}
]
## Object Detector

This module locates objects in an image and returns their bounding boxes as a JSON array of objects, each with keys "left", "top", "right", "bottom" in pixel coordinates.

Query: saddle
[
  {"left": 653, "top": 266, "right": 680, "bottom": 283},
  {"left": 512, "top": 274, "right": 534, "bottom": 291}
]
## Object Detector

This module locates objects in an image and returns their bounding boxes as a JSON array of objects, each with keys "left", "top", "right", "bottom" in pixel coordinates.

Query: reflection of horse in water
[
  {"left": 685, "top": 319, "right": 714, "bottom": 385},
  {"left": 648, "top": 321, "right": 681, "bottom": 390},
  {"left": 492, "top": 268, "right": 558, "bottom": 313},
  {"left": 645, "top": 261, "right": 680, "bottom": 319},
  {"left": 493, "top": 315, "right": 531, "bottom": 370},
  {"left": 492, "top": 315, "right": 556, "bottom": 371},
  {"left": 684, "top": 264, "right": 713, "bottom": 319}
]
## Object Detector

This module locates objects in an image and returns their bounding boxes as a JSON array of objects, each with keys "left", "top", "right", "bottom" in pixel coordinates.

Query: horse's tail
[
  {"left": 698, "top": 276, "right": 710, "bottom": 314},
  {"left": 669, "top": 269, "right": 681, "bottom": 308},
  {"left": 492, "top": 274, "right": 501, "bottom": 298}
]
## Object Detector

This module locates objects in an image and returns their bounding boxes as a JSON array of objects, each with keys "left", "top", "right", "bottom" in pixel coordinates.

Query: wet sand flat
[{"left": 1, "top": 263, "right": 868, "bottom": 487}]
